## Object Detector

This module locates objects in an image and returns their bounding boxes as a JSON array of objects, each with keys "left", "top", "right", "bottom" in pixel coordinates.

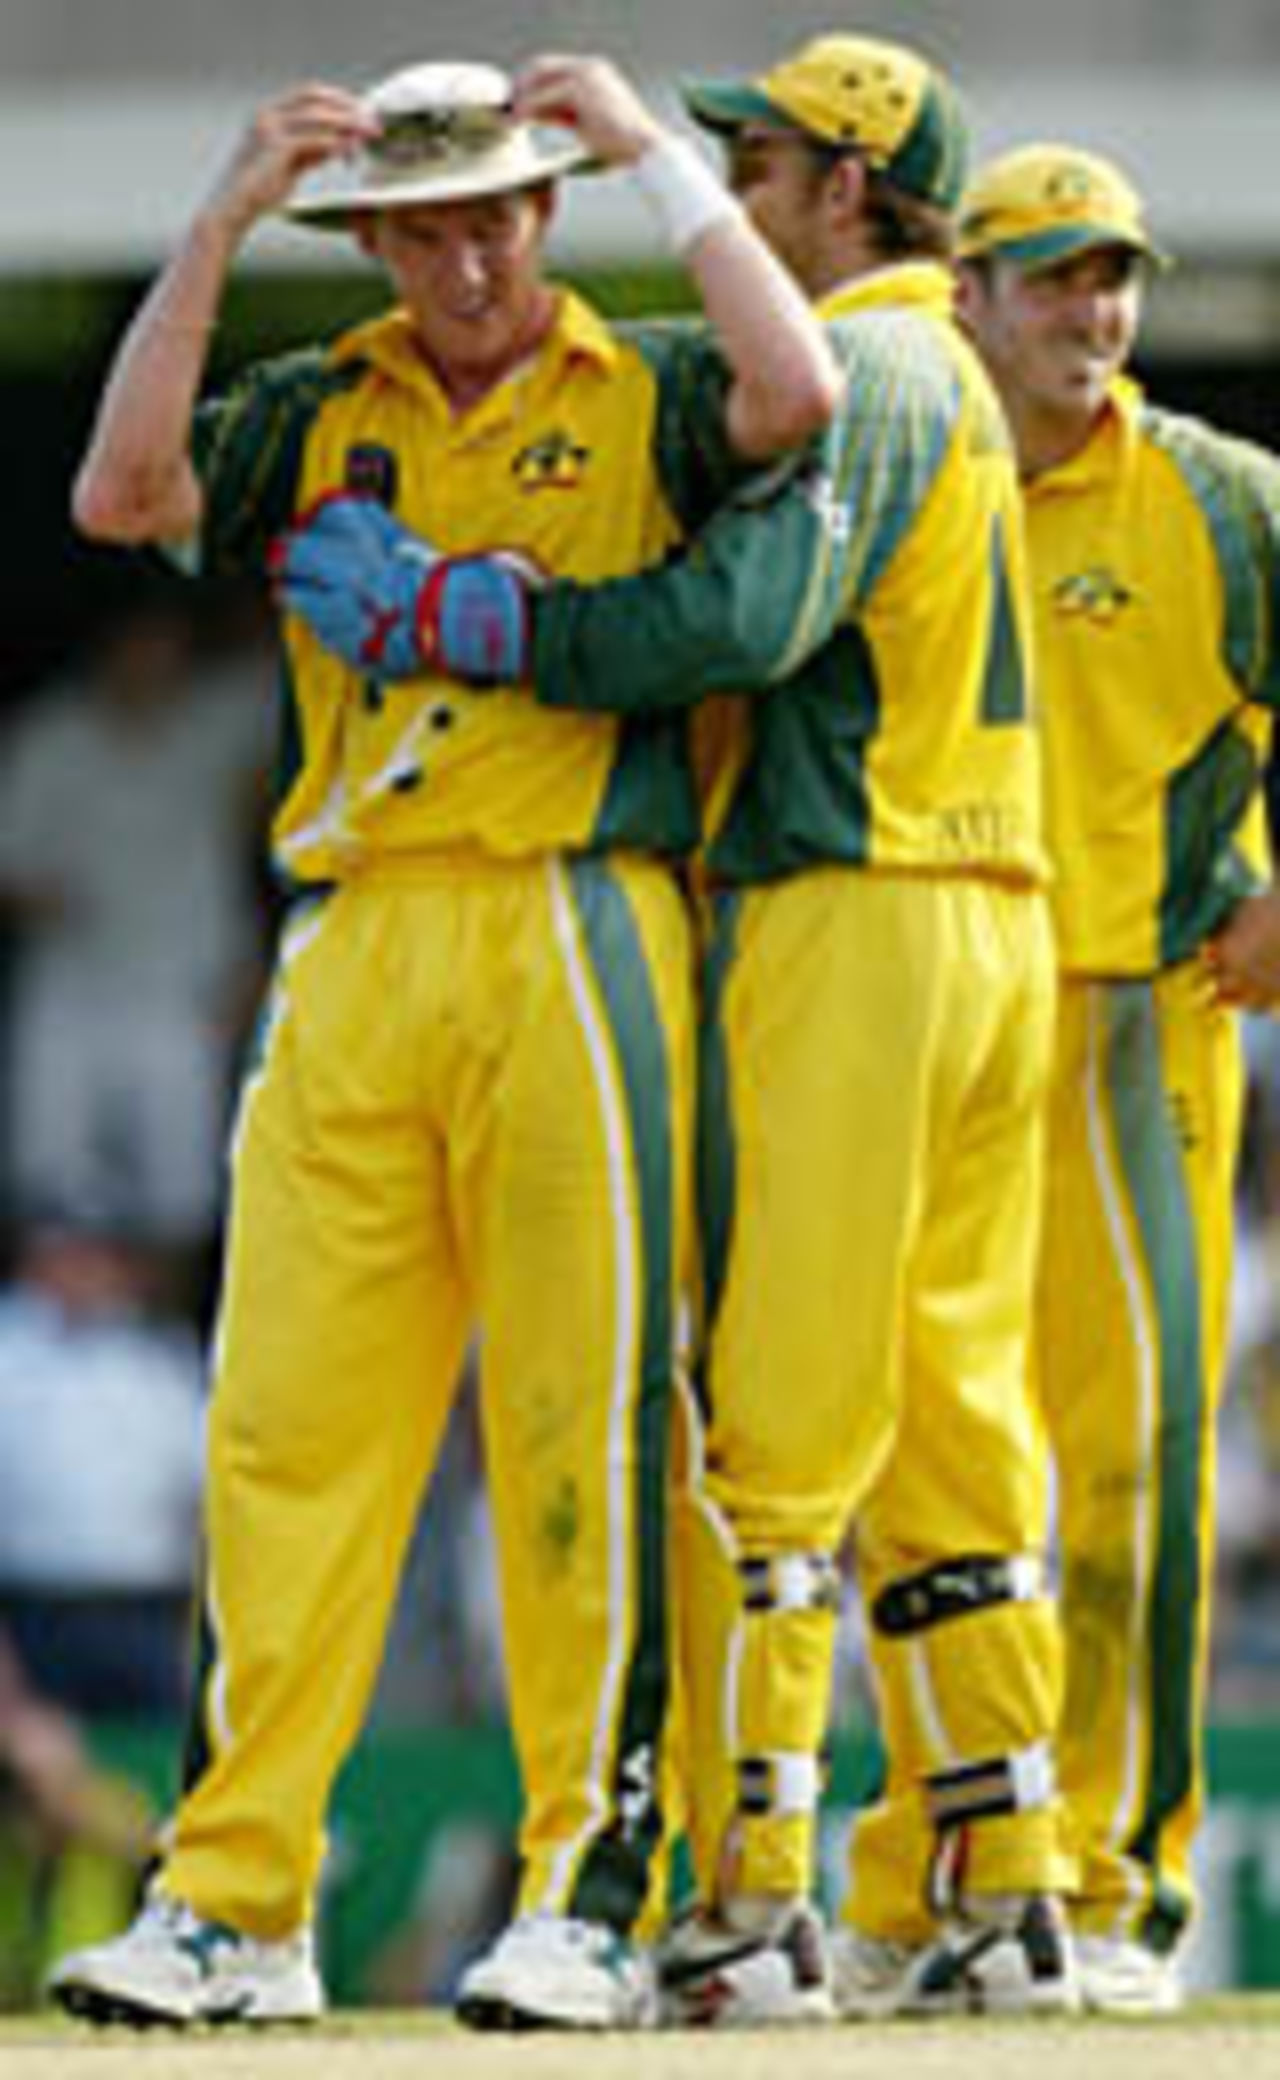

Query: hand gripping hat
[
  {"left": 958, "top": 144, "right": 1168, "bottom": 271},
  {"left": 682, "top": 33, "right": 970, "bottom": 211},
  {"left": 286, "top": 62, "right": 589, "bottom": 228}
]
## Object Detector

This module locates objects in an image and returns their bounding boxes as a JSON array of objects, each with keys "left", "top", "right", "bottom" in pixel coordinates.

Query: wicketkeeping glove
[
  {"left": 417, "top": 554, "right": 533, "bottom": 686},
  {"left": 272, "top": 494, "right": 533, "bottom": 685},
  {"left": 272, "top": 494, "right": 435, "bottom": 676}
]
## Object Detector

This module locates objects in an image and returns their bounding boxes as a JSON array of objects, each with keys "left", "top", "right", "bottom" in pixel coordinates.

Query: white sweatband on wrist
[{"left": 631, "top": 134, "right": 742, "bottom": 255}]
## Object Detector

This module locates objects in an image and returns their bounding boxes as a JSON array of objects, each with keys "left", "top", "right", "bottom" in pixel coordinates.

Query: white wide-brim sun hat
[{"left": 286, "top": 61, "right": 589, "bottom": 227}]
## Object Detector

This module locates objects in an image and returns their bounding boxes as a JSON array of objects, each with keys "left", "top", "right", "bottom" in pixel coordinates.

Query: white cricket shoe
[
  {"left": 455, "top": 1914, "right": 658, "bottom": 2030},
  {"left": 658, "top": 1902, "right": 835, "bottom": 2028},
  {"left": 829, "top": 1926, "right": 927, "bottom": 2019},
  {"left": 1076, "top": 1934, "right": 1184, "bottom": 2015},
  {"left": 836, "top": 1895, "right": 1079, "bottom": 2018},
  {"left": 48, "top": 1893, "right": 324, "bottom": 2027}
]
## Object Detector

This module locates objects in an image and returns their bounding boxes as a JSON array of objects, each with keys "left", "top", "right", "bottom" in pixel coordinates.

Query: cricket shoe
[
  {"left": 1075, "top": 1934, "right": 1184, "bottom": 2015},
  {"left": 658, "top": 1902, "right": 835, "bottom": 2027},
  {"left": 48, "top": 1893, "right": 324, "bottom": 2027},
  {"left": 837, "top": 1895, "right": 1079, "bottom": 2018},
  {"left": 829, "top": 1927, "right": 930, "bottom": 2019},
  {"left": 455, "top": 1913, "right": 658, "bottom": 2030}
]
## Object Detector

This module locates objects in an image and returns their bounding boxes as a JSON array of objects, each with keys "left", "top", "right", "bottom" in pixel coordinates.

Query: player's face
[
  {"left": 363, "top": 187, "right": 557, "bottom": 394},
  {"left": 962, "top": 245, "right": 1142, "bottom": 434},
  {"left": 722, "top": 126, "right": 834, "bottom": 293}
]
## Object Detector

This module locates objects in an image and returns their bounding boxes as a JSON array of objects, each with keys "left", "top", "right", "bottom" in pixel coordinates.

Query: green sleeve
[
  {"left": 530, "top": 311, "right": 956, "bottom": 715},
  {"left": 191, "top": 347, "right": 356, "bottom": 579},
  {"left": 1229, "top": 440, "right": 1280, "bottom": 709},
  {"left": 1145, "top": 405, "right": 1280, "bottom": 709}
]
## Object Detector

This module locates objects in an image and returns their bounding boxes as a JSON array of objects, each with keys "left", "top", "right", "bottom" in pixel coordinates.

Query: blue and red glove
[{"left": 271, "top": 493, "right": 533, "bottom": 685}]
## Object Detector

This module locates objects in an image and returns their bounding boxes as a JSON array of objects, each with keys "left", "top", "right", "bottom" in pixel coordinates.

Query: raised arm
[
  {"left": 512, "top": 55, "right": 840, "bottom": 458},
  {"left": 72, "top": 84, "right": 375, "bottom": 547}
]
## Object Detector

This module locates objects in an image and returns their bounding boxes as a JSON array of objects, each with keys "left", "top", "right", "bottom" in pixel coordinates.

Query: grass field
[{"left": 4, "top": 2000, "right": 1280, "bottom": 2080}]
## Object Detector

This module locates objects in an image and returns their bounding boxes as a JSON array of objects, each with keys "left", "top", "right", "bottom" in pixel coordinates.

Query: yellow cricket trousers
[
  {"left": 681, "top": 869, "right": 1061, "bottom": 1908},
  {"left": 841, "top": 962, "right": 1242, "bottom": 1946},
  {"left": 1037, "top": 966, "right": 1243, "bottom": 1947},
  {"left": 161, "top": 853, "right": 694, "bottom": 1938}
]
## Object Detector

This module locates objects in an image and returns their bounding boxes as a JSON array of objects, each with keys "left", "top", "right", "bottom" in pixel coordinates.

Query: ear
[
  {"left": 953, "top": 262, "right": 984, "bottom": 329},
  {"left": 824, "top": 153, "right": 868, "bottom": 231},
  {"left": 352, "top": 214, "right": 380, "bottom": 258}
]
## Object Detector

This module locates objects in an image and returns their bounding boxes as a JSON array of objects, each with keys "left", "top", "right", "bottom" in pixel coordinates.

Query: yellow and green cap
[
  {"left": 682, "top": 33, "right": 970, "bottom": 210},
  {"left": 958, "top": 144, "right": 1168, "bottom": 271}
]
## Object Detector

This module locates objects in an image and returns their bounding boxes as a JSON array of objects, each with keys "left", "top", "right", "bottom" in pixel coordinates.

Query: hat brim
[
  {"left": 973, "top": 222, "right": 1169, "bottom": 273},
  {"left": 680, "top": 77, "right": 801, "bottom": 136},
  {"left": 285, "top": 135, "right": 588, "bottom": 229}
]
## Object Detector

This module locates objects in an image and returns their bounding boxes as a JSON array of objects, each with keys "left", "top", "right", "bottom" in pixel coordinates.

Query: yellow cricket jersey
[
  {"left": 1027, "top": 377, "right": 1280, "bottom": 973},
  {"left": 193, "top": 292, "right": 738, "bottom": 882},
  {"left": 530, "top": 264, "right": 1047, "bottom": 888}
]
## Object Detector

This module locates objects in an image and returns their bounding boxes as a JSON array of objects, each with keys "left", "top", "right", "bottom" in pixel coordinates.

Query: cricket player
[
  {"left": 835, "top": 144, "right": 1280, "bottom": 2017},
  {"left": 277, "top": 34, "right": 1079, "bottom": 2026},
  {"left": 47, "top": 54, "right": 837, "bottom": 2032}
]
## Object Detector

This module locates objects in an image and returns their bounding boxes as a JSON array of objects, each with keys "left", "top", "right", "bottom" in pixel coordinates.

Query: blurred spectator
[
  {"left": 0, "top": 1623, "right": 154, "bottom": 2010},
  {"left": 0, "top": 1205, "right": 206, "bottom": 1721},
  {"left": 0, "top": 582, "right": 275, "bottom": 1284}
]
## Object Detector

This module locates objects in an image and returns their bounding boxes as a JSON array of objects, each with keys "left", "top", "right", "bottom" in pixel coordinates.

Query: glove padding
[
  {"left": 273, "top": 494, "right": 532, "bottom": 685},
  {"left": 272, "top": 494, "right": 436, "bottom": 677},
  {"left": 417, "top": 556, "right": 532, "bottom": 686}
]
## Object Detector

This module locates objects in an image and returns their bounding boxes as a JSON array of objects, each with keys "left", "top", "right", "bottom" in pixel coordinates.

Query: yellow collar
[
  {"left": 1031, "top": 375, "right": 1144, "bottom": 496},
  {"left": 816, "top": 260, "right": 955, "bottom": 326},
  {"left": 330, "top": 287, "right": 621, "bottom": 412}
]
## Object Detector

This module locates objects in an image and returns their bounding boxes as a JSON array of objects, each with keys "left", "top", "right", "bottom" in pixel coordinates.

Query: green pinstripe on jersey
[
  {"left": 745, "top": 309, "right": 956, "bottom": 699},
  {"left": 562, "top": 857, "right": 676, "bottom": 1930},
  {"left": 824, "top": 306, "right": 959, "bottom": 610},
  {"left": 707, "top": 272, "right": 1041, "bottom": 881},
  {"left": 1097, "top": 982, "right": 1203, "bottom": 1922},
  {"left": 531, "top": 263, "right": 1042, "bottom": 888},
  {"left": 533, "top": 297, "right": 960, "bottom": 708}
]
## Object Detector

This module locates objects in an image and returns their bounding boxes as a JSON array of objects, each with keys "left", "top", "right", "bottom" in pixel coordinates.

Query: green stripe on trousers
[
  {"left": 1101, "top": 981, "right": 1205, "bottom": 1910},
  {"left": 565, "top": 857, "right": 677, "bottom": 1933}
]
